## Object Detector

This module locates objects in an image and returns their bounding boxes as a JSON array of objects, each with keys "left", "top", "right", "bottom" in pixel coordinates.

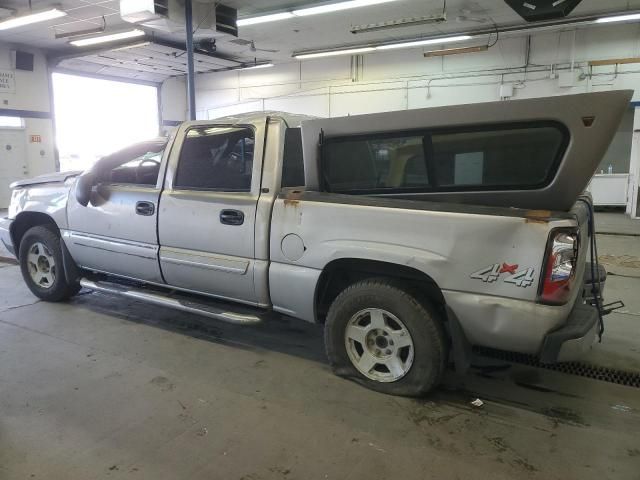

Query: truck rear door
[{"left": 157, "top": 120, "right": 267, "bottom": 305}]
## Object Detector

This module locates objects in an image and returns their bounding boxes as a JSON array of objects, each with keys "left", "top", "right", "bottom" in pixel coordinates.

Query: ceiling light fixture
[
  {"left": 0, "top": 8, "right": 66, "bottom": 30},
  {"left": 237, "top": 0, "right": 399, "bottom": 26},
  {"left": 237, "top": 11, "right": 295, "bottom": 26},
  {"left": 110, "top": 41, "right": 151, "bottom": 51},
  {"left": 351, "top": 14, "right": 447, "bottom": 34},
  {"left": 294, "top": 0, "right": 398, "bottom": 16},
  {"left": 70, "top": 29, "right": 145, "bottom": 47},
  {"left": 376, "top": 35, "right": 472, "bottom": 50},
  {"left": 423, "top": 45, "right": 489, "bottom": 57},
  {"left": 55, "top": 25, "right": 105, "bottom": 40},
  {"left": 596, "top": 12, "right": 640, "bottom": 23},
  {"left": 295, "top": 47, "right": 376, "bottom": 59},
  {"left": 242, "top": 62, "right": 275, "bottom": 70},
  {"left": 294, "top": 35, "right": 473, "bottom": 59}
]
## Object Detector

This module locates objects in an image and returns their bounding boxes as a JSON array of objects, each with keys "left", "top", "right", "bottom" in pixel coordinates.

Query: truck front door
[
  {"left": 65, "top": 140, "right": 166, "bottom": 283},
  {"left": 157, "top": 121, "right": 266, "bottom": 305}
]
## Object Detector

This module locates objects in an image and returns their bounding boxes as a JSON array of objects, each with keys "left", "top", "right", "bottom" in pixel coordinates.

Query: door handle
[
  {"left": 220, "top": 209, "right": 244, "bottom": 226},
  {"left": 135, "top": 201, "right": 155, "bottom": 216}
]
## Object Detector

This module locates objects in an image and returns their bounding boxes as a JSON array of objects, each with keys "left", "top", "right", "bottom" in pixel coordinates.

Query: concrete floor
[
  {"left": 596, "top": 211, "right": 640, "bottom": 236},
  {"left": 1, "top": 214, "right": 639, "bottom": 479}
]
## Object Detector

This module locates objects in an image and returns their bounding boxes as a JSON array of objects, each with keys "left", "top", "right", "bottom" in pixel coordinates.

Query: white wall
[
  {"left": 0, "top": 44, "right": 56, "bottom": 177},
  {"left": 165, "top": 24, "right": 640, "bottom": 121},
  {"left": 159, "top": 22, "right": 640, "bottom": 216}
]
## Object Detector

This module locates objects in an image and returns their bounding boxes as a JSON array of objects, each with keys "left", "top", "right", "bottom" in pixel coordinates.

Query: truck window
[
  {"left": 175, "top": 126, "right": 254, "bottom": 192},
  {"left": 431, "top": 126, "right": 565, "bottom": 188},
  {"left": 95, "top": 141, "right": 166, "bottom": 187},
  {"left": 322, "top": 123, "right": 567, "bottom": 194},
  {"left": 282, "top": 128, "right": 305, "bottom": 188},
  {"left": 322, "top": 134, "right": 428, "bottom": 192}
]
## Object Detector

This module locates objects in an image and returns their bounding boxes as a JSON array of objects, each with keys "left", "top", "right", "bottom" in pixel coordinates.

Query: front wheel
[
  {"left": 325, "top": 279, "right": 447, "bottom": 396},
  {"left": 19, "top": 225, "right": 80, "bottom": 302}
]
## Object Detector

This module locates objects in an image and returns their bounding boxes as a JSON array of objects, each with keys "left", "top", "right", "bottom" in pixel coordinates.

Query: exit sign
[{"left": 30, "top": 135, "right": 41, "bottom": 143}]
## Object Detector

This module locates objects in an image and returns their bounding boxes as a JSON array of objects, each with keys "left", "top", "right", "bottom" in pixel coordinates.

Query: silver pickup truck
[{"left": 0, "top": 90, "right": 630, "bottom": 396}]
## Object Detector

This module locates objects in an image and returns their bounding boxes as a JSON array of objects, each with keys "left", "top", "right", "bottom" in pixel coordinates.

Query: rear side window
[
  {"left": 175, "top": 126, "right": 254, "bottom": 191},
  {"left": 322, "top": 123, "right": 567, "bottom": 194},
  {"left": 431, "top": 127, "right": 564, "bottom": 188},
  {"left": 282, "top": 128, "right": 305, "bottom": 188},
  {"left": 322, "top": 134, "right": 428, "bottom": 191}
]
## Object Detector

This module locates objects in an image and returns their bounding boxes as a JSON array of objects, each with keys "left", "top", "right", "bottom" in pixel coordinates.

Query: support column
[
  {"left": 628, "top": 107, "right": 640, "bottom": 219},
  {"left": 185, "top": 0, "right": 196, "bottom": 120}
]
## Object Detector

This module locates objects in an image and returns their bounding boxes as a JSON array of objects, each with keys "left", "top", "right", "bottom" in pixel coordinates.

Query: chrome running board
[{"left": 79, "top": 278, "right": 262, "bottom": 325}]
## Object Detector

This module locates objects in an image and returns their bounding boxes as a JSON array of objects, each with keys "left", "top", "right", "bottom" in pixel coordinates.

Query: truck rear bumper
[
  {"left": 538, "top": 302, "right": 599, "bottom": 364},
  {"left": 0, "top": 217, "right": 15, "bottom": 257}
]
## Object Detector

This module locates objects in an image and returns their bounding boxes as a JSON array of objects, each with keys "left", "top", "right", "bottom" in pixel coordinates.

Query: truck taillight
[{"left": 538, "top": 229, "right": 579, "bottom": 305}]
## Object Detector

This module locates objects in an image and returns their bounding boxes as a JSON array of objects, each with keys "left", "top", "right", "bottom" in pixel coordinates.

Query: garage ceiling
[{"left": 2, "top": 0, "right": 640, "bottom": 83}]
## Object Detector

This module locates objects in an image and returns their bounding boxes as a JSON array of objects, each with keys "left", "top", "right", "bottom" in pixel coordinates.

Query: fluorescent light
[
  {"left": 295, "top": 47, "right": 375, "bottom": 59},
  {"left": 0, "top": 8, "right": 66, "bottom": 30},
  {"left": 111, "top": 41, "right": 151, "bottom": 51},
  {"left": 55, "top": 25, "right": 105, "bottom": 40},
  {"left": 350, "top": 14, "right": 447, "bottom": 34},
  {"left": 376, "top": 35, "right": 472, "bottom": 50},
  {"left": 596, "top": 13, "right": 640, "bottom": 23},
  {"left": 237, "top": 0, "right": 400, "bottom": 26},
  {"left": 423, "top": 45, "right": 489, "bottom": 57},
  {"left": 242, "top": 63, "right": 275, "bottom": 70},
  {"left": 70, "top": 29, "right": 145, "bottom": 47},
  {"left": 237, "top": 12, "right": 295, "bottom": 26},
  {"left": 294, "top": 0, "right": 398, "bottom": 16},
  {"left": 293, "top": 35, "right": 475, "bottom": 59}
]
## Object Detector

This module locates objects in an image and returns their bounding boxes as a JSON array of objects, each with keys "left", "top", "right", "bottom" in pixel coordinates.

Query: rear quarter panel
[
  {"left": 270, "top": 192, "right": 557, "bottom": 310},
  {"left": 269, "top": 192, "right": 586, "bottom": 354}
]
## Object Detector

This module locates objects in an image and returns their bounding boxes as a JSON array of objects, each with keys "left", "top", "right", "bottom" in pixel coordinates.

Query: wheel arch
[
  {"left": 314, "top": 258, "right": 446, "bottom": 325},
  {"left": 315, "top": 257, "right": 472, "bottom": 374},
  {"left": 10, "top": 212, "right": 60, "bottom": 260}
]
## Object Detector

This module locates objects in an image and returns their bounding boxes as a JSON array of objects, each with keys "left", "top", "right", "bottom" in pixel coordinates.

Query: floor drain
[{"left": 474, "top": 347, "right": 640, "bottom": 388}]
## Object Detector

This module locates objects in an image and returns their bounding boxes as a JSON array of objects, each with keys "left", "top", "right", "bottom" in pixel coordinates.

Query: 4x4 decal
[{"left": 470, "top": 263, "right": 535, "bottom": 288}]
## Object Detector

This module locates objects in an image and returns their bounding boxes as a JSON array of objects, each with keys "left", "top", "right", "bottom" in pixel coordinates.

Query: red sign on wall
[{"left": 30, "top": 135, "right": 41, "bottom": 143}]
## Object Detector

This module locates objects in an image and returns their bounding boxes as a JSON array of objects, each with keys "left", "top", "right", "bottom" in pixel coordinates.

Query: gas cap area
[{"left": 281, "top": 234, "right": 306, "bottom": 261}]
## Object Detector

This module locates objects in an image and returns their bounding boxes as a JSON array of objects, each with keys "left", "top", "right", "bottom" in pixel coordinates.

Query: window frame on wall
[
  {"left": 174, "top": 125, "right": 256, "bottom": 193},
  {"left": 320, "top": 121, "right": 570, "bottom": 195},
  {"left": 0, "top": 116, "right": 24, "bottom": 128}
]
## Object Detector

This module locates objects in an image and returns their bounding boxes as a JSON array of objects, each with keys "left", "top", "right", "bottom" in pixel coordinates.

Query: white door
[{"left": 0, "top": 130, "right": 28, "bottom": 208}]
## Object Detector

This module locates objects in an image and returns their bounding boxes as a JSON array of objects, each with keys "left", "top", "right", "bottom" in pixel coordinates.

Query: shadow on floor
[
  {"left": 69, "top": 290, "right": 640, "bottom": 424},
  {"left": 69, "top": 290, "right": 328, "bottom": 364}
]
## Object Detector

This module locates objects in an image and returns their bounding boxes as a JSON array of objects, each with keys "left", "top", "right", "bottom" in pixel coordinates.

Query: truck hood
[
  {"left": 301, "top": 90, "right": 633, "bottom": 211},
  {"left": 10, "top": 170, "right": 83, "bottom": 189}
]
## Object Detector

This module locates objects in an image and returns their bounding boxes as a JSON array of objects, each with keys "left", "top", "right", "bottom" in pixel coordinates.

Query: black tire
[
  {"left": 325, "top": 279, "right": 447, "bottom": 397},
  {"left": 19, "top": 225, "right": 80, "bottom": 302}
]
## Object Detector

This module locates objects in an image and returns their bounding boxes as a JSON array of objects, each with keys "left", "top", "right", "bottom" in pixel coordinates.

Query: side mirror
[{"left": 74, "top": 171, "right": 95, "bottom": 207}]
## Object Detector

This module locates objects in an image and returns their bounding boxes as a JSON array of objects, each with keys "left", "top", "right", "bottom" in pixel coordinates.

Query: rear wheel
[
  {"left": 325, "top": 279, "right": 447, "bottom": 396},
  {"left": 19, "top": 226, "right": 80, "bottom": 302}
]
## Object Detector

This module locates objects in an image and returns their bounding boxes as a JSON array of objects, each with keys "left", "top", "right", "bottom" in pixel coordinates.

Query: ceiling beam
[{"left": 48, "top": 36, "right": 243, "bottom": 70}]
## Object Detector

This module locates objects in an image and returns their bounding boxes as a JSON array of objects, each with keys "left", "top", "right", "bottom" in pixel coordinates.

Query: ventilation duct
[
  {"left": 504, "top": 0, "right": 583, "bottom": 22},
  {"left": 120, "top": 0, "right": 237, "bottom": 37}
]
